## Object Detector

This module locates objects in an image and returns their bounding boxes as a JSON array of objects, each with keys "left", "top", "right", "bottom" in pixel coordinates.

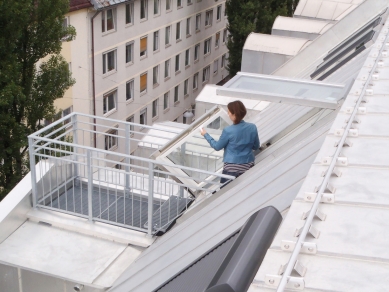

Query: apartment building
[{"left": 59, "top": 0, "right": 229, "bottom": 149}]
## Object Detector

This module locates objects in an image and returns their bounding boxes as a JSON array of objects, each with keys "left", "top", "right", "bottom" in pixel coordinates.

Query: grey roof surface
[
  {"left": 90, "top": 0, "right": 129, "bottom": 10},
  {"left": 107, "top": 1, "right": 377, "bottom": 291}
]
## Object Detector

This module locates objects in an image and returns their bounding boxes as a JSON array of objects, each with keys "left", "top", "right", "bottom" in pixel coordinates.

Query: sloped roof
[
  {"left": 272, "top": 16, "right": 333, "bottom": 35},
  {"left": 90, "top": 0, "right": 129, "bottom": 10},
  {"left": 69, "top": 0, "right": 92, "bottom": 12}
]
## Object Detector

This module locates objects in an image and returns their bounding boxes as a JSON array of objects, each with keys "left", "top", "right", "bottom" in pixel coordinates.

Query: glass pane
[
  {"left": 166, "top": 114, "right": 229, "bottom": 183},
  {"left": 107, "top": 10, "right": 114, "bottom": 31}
]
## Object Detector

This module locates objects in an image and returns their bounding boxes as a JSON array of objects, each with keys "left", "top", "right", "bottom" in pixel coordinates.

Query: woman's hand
[{"left": 200, "top": 127, "right": 207, "bottom": 136}]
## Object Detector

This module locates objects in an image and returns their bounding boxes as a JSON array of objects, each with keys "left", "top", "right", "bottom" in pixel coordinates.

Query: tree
[
  {"left": 0, "top": 0, "right": 76, "bottom": 201},
  {"left": 226, "top": 0, "right": 299, "bottom": 76}
]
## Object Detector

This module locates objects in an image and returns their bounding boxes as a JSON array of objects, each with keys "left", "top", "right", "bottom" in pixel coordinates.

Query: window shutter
[
  {"left": 140, "top": 73, "right": 147, "bottom": 92},
  {"left": 140, "top": 37, "right": 147, "bottom": 52}
]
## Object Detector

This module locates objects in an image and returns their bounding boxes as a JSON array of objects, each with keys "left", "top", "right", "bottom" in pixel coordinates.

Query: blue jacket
[{"left": 204, "top": 121, "right": 260, "bottom": 164}]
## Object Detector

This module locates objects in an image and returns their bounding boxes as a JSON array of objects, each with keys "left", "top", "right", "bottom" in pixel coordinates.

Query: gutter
[{"left": 91, "top": 10, "right": 100, "bottom": 148}]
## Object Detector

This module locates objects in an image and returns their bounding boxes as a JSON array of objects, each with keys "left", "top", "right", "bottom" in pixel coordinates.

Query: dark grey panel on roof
[{"left": 155, "top": 232, "right": 239, "bottom": 292}]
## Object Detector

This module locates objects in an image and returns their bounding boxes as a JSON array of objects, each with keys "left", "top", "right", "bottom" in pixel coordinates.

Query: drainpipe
[{"left": 91, "top": 10, "right": 101, "bottom": 148}]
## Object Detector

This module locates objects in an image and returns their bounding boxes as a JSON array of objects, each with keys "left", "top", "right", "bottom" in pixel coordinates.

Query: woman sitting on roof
[{"left": 200, "top": 100, "right": 260, "bottom": 185}]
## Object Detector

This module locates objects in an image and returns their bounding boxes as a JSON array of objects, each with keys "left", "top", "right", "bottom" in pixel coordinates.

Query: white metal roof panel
[
  {"left": 294, "top": 0, "right": 363, "bottom": 20},
  {"left": 272, "top": 16, "right": 333, "bottom": 34},
  {"left": 243, "top": 33, "right": 311, "bottom": 56},
  {"left": 90, "top": 0, "right": 129, "bottom": 9}
]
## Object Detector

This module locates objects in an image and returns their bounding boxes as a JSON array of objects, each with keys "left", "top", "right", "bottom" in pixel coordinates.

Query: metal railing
[{"left": 28, "top": 112, "right": 234, "bottom": 235}]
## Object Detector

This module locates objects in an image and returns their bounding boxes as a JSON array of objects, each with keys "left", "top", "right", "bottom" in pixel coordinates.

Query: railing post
[
  {"left": 87, "top": 149, "right": 93, "bottom": 221},
  {"left": 72, "top": 114, "right": 79, "bottom": 184},
  {"left": 125, "top": 123, "right": 130, "bottom": 194},
  {"left": 28, "top": 137, "right": 38, "bottom": 208},
  {"left": 148, "top": 162, "right": 154, "bottom": 236}
]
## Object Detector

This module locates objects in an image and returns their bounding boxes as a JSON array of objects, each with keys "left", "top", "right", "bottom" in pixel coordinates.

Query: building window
[
  {"left": 103, "top": 90, "right": 116, "bottom": 114},
  {"left": 188, "top": 0, "right": 192, "bottom": 4},
  {"left": 204, "top": 38, "right": 211, "bottom": 55},
  {"left": 185, "top": 49, "right": 190, "bottom": 66},
  {"left": 223, "top": 28, "right": 227, "bottom": 43},
  {"left": 140, "top": 108, "right": 147, "bottom": 125},
  {"left": 166, "top": 0, "right": 171, "bottom": 11},
  {"left": 202, "top": 66, "right": 210, "bottom": 83},
  {"left": 205, "top": 9, "right": 213, "bottom": 27},
  {"left": 153, "top": 31, "right": 159, "bottom": 51},
  {"left": 102, "top": 50, "right": 116, "bottom": 74},
  {"left": 140, "top": 72, "right": 147, "bottom": 93},
  {"left": 102, "top": 9, "right": 115, "bottom": 32},
  {"left": 126, "top": 115, "right": 135, "bottom": 137},
  {"left": 213, "top": 59, "right": 218, "bottom": 74},
  {"left": 186, "top": 17, "right": 191, "bottom": 36},
  {"left": 153, "top": 65, "right": 159, "bottom": 85},
  {"left": 164, "top": 92, "right": 169, "bottom": 110},
  {"left": 194, "top": 43, "right": 200, "bottom": 61},
  {"left": 165, "top": 25, "right": 171, "bottom": 45},
  {"left": 193, "top": 73, "right": 198, "bottom": 89},
  {"left": 140, "top": 36, "right": 147, "bottom": 57},
  {"left": 126, "top": 3, "right": 134, "bottom": 24},
  {"left": 105, "top": 129, "right": 118, "bottom": 150},
  {"left": 215, "top": 32, "right": 220, "bottom": 48},
  {"left": 165, "top": 59, "right": 170, "bottom": 78},
  {"left": 152, "top": 99, "right": 158, "bottom": 118},
  {"left": 175, "top": 54, "right": 180, "bottom": 72},
  {"left": 126, "top": 79, "right": 134, "bottom": 101},
  {"left": 154, "top": 0, "right": 160, "bottom": 15},
  {"left": 174, "top": 85, "right": 179, "bottom": 103},
  {"left": 184, "top": 79, "right": 189, "bottom": 96},
  {"left": 126, "top": 42, "right": 134, "bottom": 64},
  {"left": 177, "top": 0, "right": 182, "bottom": 8},
  {"left": 217, "top": 5, "right": 222, "bottom": 21},
  {"left": 176, "top": 22, "right": 181, "bottom": 41},
  {"left": 140, "top": 0, "right": 148, "bottom": 20},
  {"left": 195, "top": 13, "right": 201, "bottom": 31},
  {"left": 221, "top": 54, "right": 226, "bottom": 68}
]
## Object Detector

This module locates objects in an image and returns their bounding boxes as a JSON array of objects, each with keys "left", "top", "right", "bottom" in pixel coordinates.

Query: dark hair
[{"left": 227, "top": 100, "right": 247, "bottom": 124}]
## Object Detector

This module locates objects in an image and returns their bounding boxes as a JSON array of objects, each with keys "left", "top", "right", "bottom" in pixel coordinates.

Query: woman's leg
[{"left": 220, "top": 169, "right": 238, "bottom": 187}]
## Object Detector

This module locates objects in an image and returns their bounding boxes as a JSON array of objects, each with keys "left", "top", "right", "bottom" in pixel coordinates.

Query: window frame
[
  {"left": 221, "top": 54, "right": 226, "bottom": 68},
  {"left": 213, "top": 59, "right": 218, "bottom": 74},
  {"left": 175, "top": 54, "right": 180, "bottom": 73},
  {"left": 153, "top": 65, "right": 159, "bottom": 86},
  {"left": 153, "top": 30, "right": 159, "bottom": 51},
  {"left": 140, "top": 108, "right": 147, "bottom": 126},
  {"left": 223, "top": 28, "right": 227, "bottom": 44},
  {"left": 216, "top": 5, "right": 222, "bottom": 21},
  {"left": 193, "top": 72, "right": 198, "bottom": 90},
  {"left": 105, "top": 128, "right": 118, "bottom": 151},
  {"left": 125, "top": 41, "right": 134, "bottom": 64},
  {"left": 204, "top": 38, "right": 211, "bottom": 55},
  {"left": 205, "top": 9, "right": 213, "bottom": 27},
  {"left": 103, "top": 90, "right": 117, "bottom": 115},
  {"left": 152, "top": 99, "right": 159, "bottom": 118},
  {"left": 166, "top": 0, "right": 172, "bottom": 11},
  {"left": 215, "top": 32, "right": 220, "bottom": 48},
  {"left": 126, "top": 79, "right": 134, "bottom": 101},
  {"left": 163, "top": 92, "right": 170, "bottom": 110},
  {"left": 165, "top": 25, "right": 171, "bottom": 46},
  {"left": 102, "top": 49, "right": 117, "bottom": 74},
  {"left": 185, "top": 49, "right": 190, "bottom": 67},
  {"left": 165, "top": 59, "right": 171, "bottom": 79},
  {"left": 174, "top": 85, "right": 179, "bottom": 104},
  {"left": 176, "top": 21, "right": 181, "bottom": 41},
  {"left": 102, "top": 8, "right": 115, "bottom": 33},
  {"left": 202, "top": 65, "right": 210, "bottom": 83},
  {"left": 184, "top": 78, "right": 189, "bottom": 97},
  {"left": 177, "top": 0, "right": 182, "bottom": 9},
  {"left": 140, "top": 72, "right": 148, "bottom": 94},
  {"left": 140, "top": 0, "right": 148, "bottom": 20},
  {"left": 154, "top": 0, "right": 160, "bottom": 15},
  {"left": 140, "top": 36, "right": 148, "bottom": 58},
  {"left": 125, "top": 2, "right": 134, "bottom": 25},
  {"left": 126, "top": 115, "right": 135, "bottom": 137},
  {"left": 194, "top": 43, "right": 200, "bottom": 61},
  {"left": 186, "top": 17, "right": 191, "bottom": 36},
  {"left": 195, "top": 13, "right": 201, "bottom": 31}
]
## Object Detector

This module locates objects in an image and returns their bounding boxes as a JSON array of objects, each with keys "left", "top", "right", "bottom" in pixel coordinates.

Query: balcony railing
[{"left": 28, "top": 112, "right": 234, "bottom": 235}]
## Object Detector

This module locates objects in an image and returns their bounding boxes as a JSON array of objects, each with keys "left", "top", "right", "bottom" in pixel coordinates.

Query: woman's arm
[
  {"left": 203, "top": 129, "right": 229, "bottom": 151},
  {"left": 253, "top": 127, "right": 260, "bottom": 150}
]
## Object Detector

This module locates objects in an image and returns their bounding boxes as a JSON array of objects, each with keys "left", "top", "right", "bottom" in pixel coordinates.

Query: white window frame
[
  {"left": 105, "top": 128, "right": 118, "bottom": 150},
  {"left": 194, "top": 43, "right": 200, "bottom": 61},
  {"left": 187, "top": 0, "right": 193, "bottom": 5},
  {"left": 102, "top": 49, "right": 116, "bottom": 74},
  {"left": 140, "top": 108, "right": 147, "bottom": 126},
  {"left": 164, "top": 92, "right": 170, "bottom": 110},
  {"left": 140, "top": 0, "right": 148, "bottom": 20},
  {"left": 126, "top": 42, "right": 134, "bottom": 64},
  {"left": 195, "top": 13, "right": 201, "bottom": 31},
  {"left": 165, "top": 59, "right": 171, "bottom": 79},
  {"left": 215, "top": 32, "right": 220, "bottom": 48},
  {"left": 165, "top": 25, "right": 171, "bottom": 46},
  {"left": 176, "top": 21, "right": 181, "bottom": 41},
  {"left": 184, "top": 79, "right": 189, "bottom": 97},
  {"left": 126, "top": 79, "right": 134, "bottom": 101},
  {"left": 166, "top": 0, "right": 172, "bottom": 11},
  {"left": 174, "top": 85, "right": 179, "bottom": 103},
  {"left": 102, "top": 8, "right": 115, "bottom": 33},
  {"left": 153, "top": 30, "right": 159, "bottom": 51},
  {"left": 186, "top": 17, "right": 191, "bottom": 36},
  {"left": 175, "top": 54, "right": 180, "bottom": 73},
  {"left": 140, "top": 72, "right": 148, "bottom": 94},
  {"left": 193, "top": 72, "right": 198, "bottom": 90},
  {"left": 204, "top": 38, "right": 211, "bottom": 55},
  {"left": 153, "top": 65, "right": 159, "bottom": 86},
  {"left": 185, "top": 49, "right": 190, "bottom": 67},
  {"left": 154, "top": 0, "right": 160, "bottom": 15},
  {"left": 213, "top": 59, "right": 218, "bottom": 74},
  {"left": 126, "top": 115, "right": 135, "bottom": 137},
  {"left": 202, "top": 65, "right": 210, "bottom": 83},
  {"left": 205, "top": 9, "right": 213, "bottom": 27},
  {"left": 140, "top": 36, "right": 147, "bottom": 57},
  {"left": 103, "top": 90, "right": 117, "bottom": 115},
  {"left": 223, "top": 28, "right": 227, "bottom": 44},
  {"left": 216, "top": 5, "right": 222, "bottom": 21},
  {"left": 177, "top": 0, "right": 182, "bottom": 8},
  {"left": 152, "top": 99, "right": 158, "bottom": 119},
  {"left": 221, "top": 54, "right": 226, "bottom": 68},
  {"left": 125, "top": 2, "right": 134, "bottom": 25}
]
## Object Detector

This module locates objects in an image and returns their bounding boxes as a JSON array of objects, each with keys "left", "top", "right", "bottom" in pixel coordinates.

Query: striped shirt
[{"left": 223, "top": 162, "right": 254, "bottom": 175}]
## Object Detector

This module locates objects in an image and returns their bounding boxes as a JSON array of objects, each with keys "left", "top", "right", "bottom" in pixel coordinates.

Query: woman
[{"left": 200, "top": 100, "right": 260, "bottom": 184}]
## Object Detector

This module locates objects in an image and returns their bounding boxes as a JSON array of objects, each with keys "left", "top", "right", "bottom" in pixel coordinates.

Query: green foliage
[
  {"left": 0, "top": 0, "right": 76, "bottom": 200},
  {"left": 226, "top": 0, "right": 299, "bottom": 76}
]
